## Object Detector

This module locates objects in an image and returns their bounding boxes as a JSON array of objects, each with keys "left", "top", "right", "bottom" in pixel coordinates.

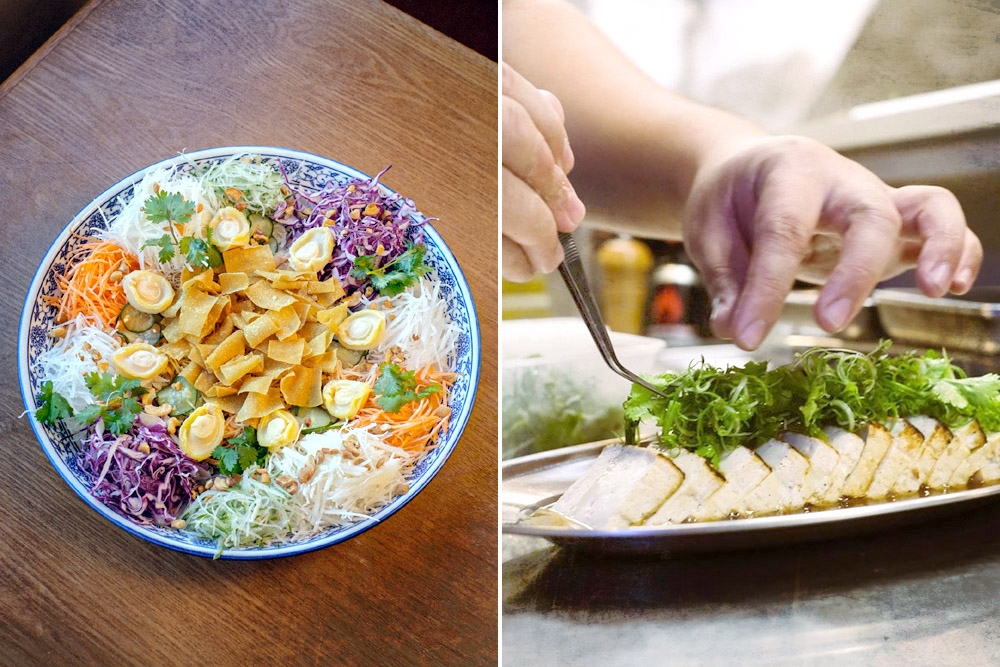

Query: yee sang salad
[{"left": 31, "top": 154, "right": 462, "bottom": 553}]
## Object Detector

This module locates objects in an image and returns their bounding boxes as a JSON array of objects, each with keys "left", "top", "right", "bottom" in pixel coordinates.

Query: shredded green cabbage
[
  {"left": 197, "top": 154, "right": 287, "bottom": 215},
  {"left": 625, "top": 341, "right": 1000, "bottom": 467},
  {"left": 181, "top": 467, "right": 302, "bottom": 556}
]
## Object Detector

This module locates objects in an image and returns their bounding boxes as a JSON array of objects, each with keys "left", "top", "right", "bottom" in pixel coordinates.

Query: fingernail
[
  {"left": 930, "top": 262, "right": 952, "bottom": 293},
  {"left": 952, "top": 267, "right": 974, "bottom": 293},
  {"left": 711, "top": 293, "right": 735, "bottom": 326},
  {"left": 561, "top": 190, "right": 586, "bottom": 230},
  {"left": 824, "top": 296, "right": 853, "bottom": 332},
  {"left": 738, "top": 319, "right": 768, "bottom": 350}
]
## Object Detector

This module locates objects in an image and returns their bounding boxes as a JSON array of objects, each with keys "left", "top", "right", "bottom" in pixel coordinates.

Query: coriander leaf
[
  {"left": 229, "top": 426, "right": 258, "bottom": 449},
  {"left": 236, "top": 444, "right": 261, "bottom": 471},
  {"left": 394, "top": 242, "right": 429, "bottom": 275},
  {"left": 350, "top": 242, "right": 430, "bottom": 297},
  {"left": 142, "top": 234, "right": 176, "bottom": 264},
  {"left": 84, "top": 372, "right": 144, "bottom": 403},
  {"left": 144, "top": 190, "right": 195, "bottom": 225},
  {"left": 934, "top": 374, "right": 1000, "bottom": 409},
  {"left": 35, "top": 381, "right": 74, "bottom": 425},
  {"left": 104, "top": 406, "right": 139, "bottom": 436},
  {"left": 212, "top": 427, "right": 267, "bottom": 475},
  {"left": 78, "top": 372, "right": 146, "bottom": 434},
  {"left": 932, "top": 381, "right": 969, "bottom": 410},
  {"left": 374, "top": 361, "right": 441, "bottom": 413},
  {"left": 84, "top": 371, "right": 118, "bottom": 400},
  {"left": 212, "top": 446, "right": 240, "bottom": 476},
  {"left": 74, "top": 404, "right": 105, "bottom": 426}
]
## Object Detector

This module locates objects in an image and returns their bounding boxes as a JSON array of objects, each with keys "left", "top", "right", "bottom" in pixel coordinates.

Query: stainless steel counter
[
  {"left": 503, "top": 485, "right": 1000, "bottom": 666},
  {"left": 502, "top": 334, "right": 1000, "bottom": 666}
]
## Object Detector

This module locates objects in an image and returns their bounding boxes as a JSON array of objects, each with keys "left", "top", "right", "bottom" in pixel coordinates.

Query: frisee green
[{"left": 624, "top": 342, "right": 1000, "bottom": 468}]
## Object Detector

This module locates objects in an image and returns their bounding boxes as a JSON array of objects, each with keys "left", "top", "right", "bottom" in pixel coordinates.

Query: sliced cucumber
[
  {"left": 333, "top": 344, "right": 365, "bottom": 368},
  {"left": 156, "top": 376, "right": 200, "bottom": 416},
  {"left": 293, "top": 406, "right": 334, "bottom": 431},
  {"left": 250, "top": 213, "right": 274, "bottom": 238},
  {"left": 119, "top": 304, "right": 155, "bottom": 332},
  {"left": 116, "top": 323, "right": 162, "bottom": 345}
]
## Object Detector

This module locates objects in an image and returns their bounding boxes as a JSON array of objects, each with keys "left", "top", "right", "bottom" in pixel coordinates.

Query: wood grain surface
[{"left": 0, "top": 1, "right": 498, "bottom": 665}]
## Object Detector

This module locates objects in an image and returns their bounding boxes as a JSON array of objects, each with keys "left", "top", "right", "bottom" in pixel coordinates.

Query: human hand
[
  {"left": 502, "top": 62, "right": 587, "bottom": 281},
  {"left": 683, "top": 135, "right": 982, "bottom": 350}
]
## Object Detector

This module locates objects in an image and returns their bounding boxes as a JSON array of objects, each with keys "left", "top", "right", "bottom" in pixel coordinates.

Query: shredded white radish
[
  {"left": 100, "top": 164, "right": 217, "bottom": 279},
  {"left": 269, "top": 425, "right": 419, "bottom": 536},
  {"left": 371, "top": 274, "right": 460, "bottom": 371},
  {"left": 36, "top": 314, "right": 120, "bottom": 412}
]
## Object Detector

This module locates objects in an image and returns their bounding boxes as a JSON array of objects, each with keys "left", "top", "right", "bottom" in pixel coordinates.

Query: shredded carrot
[
  {"left": 46, "top": 236, "right": 139, "bottom": 327},
  {"left": 353, "top": 367, "right": 457, "bottom": 453}
]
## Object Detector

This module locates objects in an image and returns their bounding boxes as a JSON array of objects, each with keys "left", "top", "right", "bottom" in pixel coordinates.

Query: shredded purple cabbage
[
  {"left": 79, "top": 419, "right": 210, "bottom": 526},
  {"left": 277, "top": 164, "right": 430, "bottom": 293}
]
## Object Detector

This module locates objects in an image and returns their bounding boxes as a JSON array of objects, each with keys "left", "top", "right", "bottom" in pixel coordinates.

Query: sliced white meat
[
  {"left": 868, "top": 420, "right": 924, "bottom": 499},
  {"left": 822, "top": 426, "right": 865, "bottom": 501},
  {"left": 901, "top": 415, "right": 952, "bottom": 492},
  {"left": 737, "top": 439, "right": 810, "bottom": 516},
  {"left": 927, "top": 420, "right": 986, "bottom": 490},
  {"left": 782, "top": 432, "right": 840, "bottom": 505},
  {"left": 645, "top": 450, "right": 725, "bottom": 525},
  {"left": 841, "top": 422, "right": 894, "bottom": 498},
  {"left": 550, "top": 444, "right": 684, "bottom": 529},
  {"left": 693, "top": 446, "right": 771, "bottom": 520},
  {"left": 951, "top": 428, "right": 1000, "bottom": 488}
]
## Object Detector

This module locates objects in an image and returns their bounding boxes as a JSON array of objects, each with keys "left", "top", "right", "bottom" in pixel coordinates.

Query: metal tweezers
[{"left": 556, "top": 232, "right": 670, "bottom": 399}]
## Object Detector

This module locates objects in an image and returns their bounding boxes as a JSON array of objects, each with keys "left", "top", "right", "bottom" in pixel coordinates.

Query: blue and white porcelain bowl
[{"left": 18, "top": 146, "right": 481, "bottom": 559}]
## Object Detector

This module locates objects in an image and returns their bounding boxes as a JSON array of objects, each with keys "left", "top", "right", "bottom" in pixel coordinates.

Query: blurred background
[{"left": 502, "top": 0, "right": 1000, "bottom": 459}]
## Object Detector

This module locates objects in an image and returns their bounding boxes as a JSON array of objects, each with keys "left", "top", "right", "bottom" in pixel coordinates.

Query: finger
[
  {"left": 890, "top": 185, "right": 974, "bottom": 297},
  {"left": 502, "top": 62, "right": 573, "bottom": 171},
  {"left": 538, "top": 89, "right": 574, "bottom": 170},
  {"left": 950, "top": 229, "right": 983, "bottom": 294},
  {"left": 502, "top": 94, "right": 585, "bottom": 233},
  {"left": 730, "top": 170, "right": 825, "bottom": 350},
  {"left": 502, "top": 167, "right": 566, "bottom": 274},
  {"left": 683, "top": 189, "right": 748, "bottom": 341},
  {"left": 502, "top": 236, "right": 535, "bottom": 283},
  {"left": 813, "top": 189, "right": 902, "bottom": 333}
]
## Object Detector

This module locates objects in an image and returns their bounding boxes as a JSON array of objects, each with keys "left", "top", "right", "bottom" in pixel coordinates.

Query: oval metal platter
[{"left": 502, "top": 438, "right": 1000, "bottom": 555}]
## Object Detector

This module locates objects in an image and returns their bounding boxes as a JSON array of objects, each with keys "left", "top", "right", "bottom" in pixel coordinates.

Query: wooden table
[{"left": 0, "top": 1, "right": 497, "bottom": 665}]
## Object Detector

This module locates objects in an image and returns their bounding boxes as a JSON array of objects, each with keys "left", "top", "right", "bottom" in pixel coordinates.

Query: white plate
[
  {"left": 19, "top": 146, "right": 481, "bottom": 559},
  {"left": 502, "top": 439, "right": 1000, "bottom": 554}
]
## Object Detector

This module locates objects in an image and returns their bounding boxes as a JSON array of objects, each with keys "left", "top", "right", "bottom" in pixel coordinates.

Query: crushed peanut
[
  {"left": 275, "top": 474, "right": 299, "bottom": 495},
  {"left": 297, "top": 455, "right": 317, "bottom": 484},
  {"left": 144, "top": 402, "right": 173, "bottom": 417}
]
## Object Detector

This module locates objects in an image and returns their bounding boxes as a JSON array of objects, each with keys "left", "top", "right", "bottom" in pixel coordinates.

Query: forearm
[{"left": 503, "top": 0, "right": 766, "bottom": 238}]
